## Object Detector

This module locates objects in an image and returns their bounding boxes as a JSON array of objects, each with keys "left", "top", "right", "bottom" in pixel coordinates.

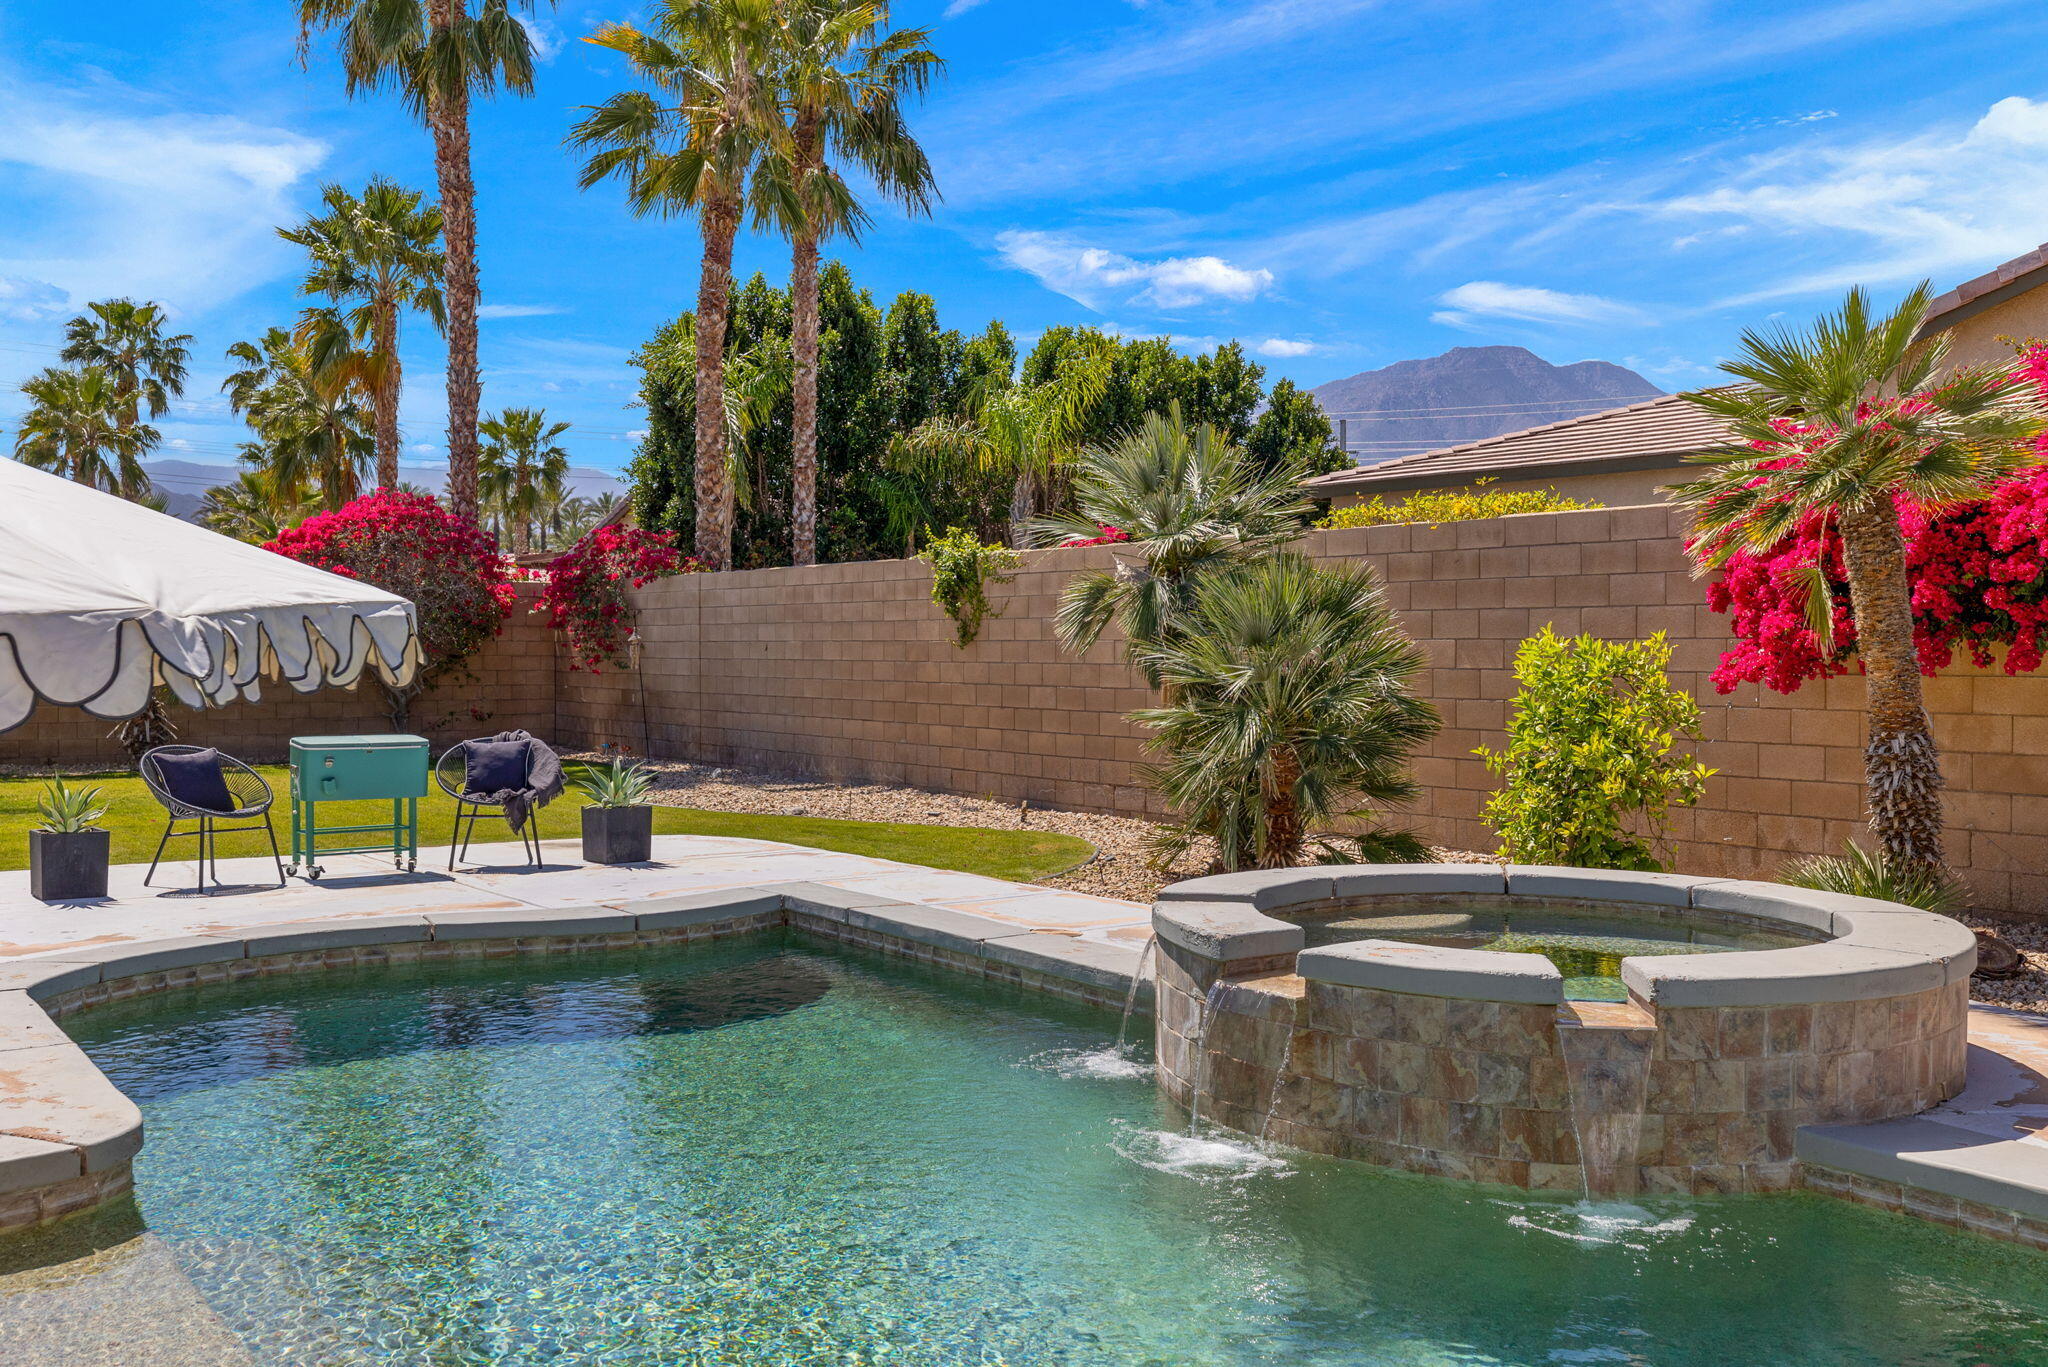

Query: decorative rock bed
[{"left": 1152, "top": 864, "right": 1977, "bottom": 1196}]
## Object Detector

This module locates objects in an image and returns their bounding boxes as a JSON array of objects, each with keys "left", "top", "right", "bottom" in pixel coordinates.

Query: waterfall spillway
[
  {"left": 1187, "top": 979, "right": 1227, "bottom": 1136},
  {"left": 1116, "top": 935, "right": 1157, "bottom": 1055},
  {"left": 1555, "top": 1007, "right": 1656, "bottom": 1201}
]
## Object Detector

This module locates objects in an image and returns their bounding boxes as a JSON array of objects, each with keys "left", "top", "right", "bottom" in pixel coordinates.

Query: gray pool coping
[
  {"left": 1798, "top": 1118, "right": 2048, "bottom": 1223},
  {"left": 1150, "top": 864, "right": 1976, "bottom": 1009},
  {"left": 0, "top": 883, "right": 1150, "bottom": 1216},
  {"left": 1297, "top": 938, "right": 1564, "bottom": 1004}
]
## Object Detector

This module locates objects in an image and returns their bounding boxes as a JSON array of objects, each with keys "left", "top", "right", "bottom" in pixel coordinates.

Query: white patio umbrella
[{"left": 0, "top": 459, "right": 420, "bottom": 733}]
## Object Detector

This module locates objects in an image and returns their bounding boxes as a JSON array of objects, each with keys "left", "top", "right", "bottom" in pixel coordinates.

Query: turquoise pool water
[{"left": 9, "top": 932, "right": 2048, "bottom": 1365}]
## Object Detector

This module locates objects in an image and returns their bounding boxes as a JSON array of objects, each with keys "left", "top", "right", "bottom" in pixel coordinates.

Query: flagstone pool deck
[{"left": 2, "top": 836, "right": 2048, "bottom": 1248}]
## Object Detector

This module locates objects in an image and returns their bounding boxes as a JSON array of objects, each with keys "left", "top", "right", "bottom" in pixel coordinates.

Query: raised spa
[{"left": 1150, "top": 864, "right": 1978, "bottom": 1197}]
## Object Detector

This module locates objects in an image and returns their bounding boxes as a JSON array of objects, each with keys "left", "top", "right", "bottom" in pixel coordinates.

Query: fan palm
[
  {"left": 199, "top": 470, "right": 318, "bottom": 543},
  {"left": 278, "top": 179, "right": 446, "bottom": 491},
  {"left": 755, "top": 0, "right": 940, "bottom": 566},
  {"left": 295, "top": 0, "right": 543, "bottom": 521},
  {"left": 14, "top": 366, "right": 156, "bottom": 497},
  {"left": 223, "top": 326, "right": 375, "bottom": 510},
  {"left": 570, "top": 0, "right": 782, "bottom": 570},
  {"left": 60, "top": 298, "right": 191, "bottom": 427},
  {"left": 1673, "top": 282, "right": 2048, "bottom": 879},
  {"left": 1132, "top": 552, "right": 1439, "bottom": 871},
  {"left": 1027, "top": 405, "right": 1312, "bottom": 677},
  {"left": 478, "top": 406, "right": 572, "bottom": 553},
  {"left": 890, "top": 345, "right": 1110, "bottom": 547}
]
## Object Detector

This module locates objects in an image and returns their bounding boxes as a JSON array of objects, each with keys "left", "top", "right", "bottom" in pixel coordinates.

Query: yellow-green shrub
[{"left": 1315, "top": 480, "right": 1602, "bottom": 529}]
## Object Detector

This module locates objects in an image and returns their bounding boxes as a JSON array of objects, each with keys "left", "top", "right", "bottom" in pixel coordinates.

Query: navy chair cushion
[
  {"left": 155, "top": 748, "right": 236, "bottom": 813},
  {"left": 463, "top": 740, "right": 531, "bottom": 796}
]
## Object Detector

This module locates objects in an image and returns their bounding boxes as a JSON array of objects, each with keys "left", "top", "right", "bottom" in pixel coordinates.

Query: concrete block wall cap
[
  {"left": 1151, "top": 900, "right": 1304, "bottom": 962},
  {"left": 982, "top": 933, "right": 1144, "bottom": 993},
  {"left": 842, "top": 902, "right": 1011, "bottom": 955},
  {"left": 425, "top": 906, "right": 638, "bottom": 940},
  {"left": 1332, "top": 864, "right": 1509, "bottom": 900},
  {"left": 240, "top": 916, "right": 432, "bottom": 958},
  {"left": 1622, "top": 942, "right": 1946, "bottom": 1007},
  {"left": 633, "top": 891, "right": 785, "bottom": 931},
  {"left": 0, "top": 992, "right": 68, "bottom": 1053},
  {"left": 0, "top": 1043, "right": 144, "bottom": 1172},
  {"left": 1684, "top": 880, "right": 1847, "bottom": 935},
  {"left": 1298, "top": 938, "right": 1564, "bottom": 1004},
  {"left": 1798, "top": 1118, "right": 2048, "bottom": 1223},
  {"left": 74, "top": 935, "right": 247, "bottom": 980},
  {"left": 1154, "top": 869, "right": 1336, "bottom": 911},
  {"left": 0, "top": 1133, "right": 82, "bottom": 1195},
  {"left": 1502, "top": 866, "right": 1710, "bottom": 908},
  {"left": 0, "top": 960, "right": 102, "bottom": 1002}
]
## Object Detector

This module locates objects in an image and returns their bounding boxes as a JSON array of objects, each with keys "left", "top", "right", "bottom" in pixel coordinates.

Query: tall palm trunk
[
  {"left": 512, "top": 468, "right": 531, "bottom": 554},
  {"left": 791, "top": 231, "right": 821, "bottom": 567},
  {"left": 789, "top": 112, "right": 822, "bottom": 568},
  {"left": 427, "top": 0, "right": 482, "bottom": 522},
  {"left": 372, "top": 298, "right": 402, "bottom": 489},
  {"left": 693, "top": 195, "right": 741, "bottom": 571},
  {"left": 1838, "top": 495, "right": 1946, "bottom": 876},
  {"left": 1008, "top": 471, "right": 1035, "bottom": 547}
]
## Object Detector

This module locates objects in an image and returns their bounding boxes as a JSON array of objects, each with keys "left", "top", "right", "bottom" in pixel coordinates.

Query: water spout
[
  {"left": 1555, "top": 1005, "right": 1656, "bottom": 1201},
  {"left": 1256, "top": 1022, "right": 1298, "bottom": 1144},
  {"left": 1117, "top": 935, "right": 1157, "bottom": 1054},
  {"left": 1188, "top": 979, "right": 1227, "bottom": 1136}
]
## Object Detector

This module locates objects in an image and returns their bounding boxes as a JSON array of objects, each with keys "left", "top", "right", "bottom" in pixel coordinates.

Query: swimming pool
[{"left": 5, "top": 932, "right": 2044, "bottom": 1366}]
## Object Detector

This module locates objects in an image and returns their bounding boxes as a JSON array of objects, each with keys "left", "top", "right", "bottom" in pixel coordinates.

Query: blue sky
[{"left": 6, "top": 0, "right": 2048, "bottom": 488}]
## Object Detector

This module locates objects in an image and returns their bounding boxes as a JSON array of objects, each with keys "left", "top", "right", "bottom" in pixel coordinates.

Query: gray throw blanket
[{"left": 464, "top": 730, "right": 564, "bottom": 834}]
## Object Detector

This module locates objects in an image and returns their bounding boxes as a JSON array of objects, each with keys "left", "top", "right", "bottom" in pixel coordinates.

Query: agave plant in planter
[
  {"left": 572, "top": 759, "right": 655, "bottom": 865},
  {"left": 31, "top": 779, "right": 111, "bottom": 901}
]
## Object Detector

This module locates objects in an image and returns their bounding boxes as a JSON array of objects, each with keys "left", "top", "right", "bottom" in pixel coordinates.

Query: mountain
[
  {"left": 1309, "top": 346, "right": 1663, "bottom": 465},
  {"left": 141, "top": 459, "right": 630, "bottom": 522}
]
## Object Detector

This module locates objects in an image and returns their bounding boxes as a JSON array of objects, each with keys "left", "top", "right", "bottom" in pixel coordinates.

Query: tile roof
[
  {"left": 1302, "top": 392, "right": 1731, "bottom": 494},
  {"left": 1923, "top": 241, "right": 2048, "bottom": 330}
]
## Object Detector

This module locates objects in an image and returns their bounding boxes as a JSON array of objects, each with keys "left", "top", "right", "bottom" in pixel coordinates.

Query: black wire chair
[
  {"left": 436, "top": 741, "right": 544, "bottom": 871},
  {"left": 138, "top": 745, "right": 286, "bottom": 894}
]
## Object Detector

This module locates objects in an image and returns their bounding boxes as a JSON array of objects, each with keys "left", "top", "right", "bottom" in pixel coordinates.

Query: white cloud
[
  {"left": 1255, "top": 337, "right": 1318, "bottom": 357},
  {"left": 1431, "top": 280, "right": 1650, "bottom": 329},
  {"left": 0, "top": 275, "right": 68, "bottom": 323},
  {"left": 514, "top": 14, "right": 561, "bottom": 61},
  {"left": 994, "top": 230, "right": 1273, "bottom": 311},
  {"left": 943, "top": 0, "right": 993, "bottom": 15},
  {"left": 1655, "top": 95, "right": 2048, "bottom": 303},
  {"left": 477, "top": 303, "right": 566, "bottom": 319},
  {"left": 0, "top": 77, "right": 327, "bottom": 316}
]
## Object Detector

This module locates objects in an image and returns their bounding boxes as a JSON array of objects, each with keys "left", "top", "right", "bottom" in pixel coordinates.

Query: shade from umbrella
[{"left": 0, "top": 459, "right": 419, "bottom": 733}]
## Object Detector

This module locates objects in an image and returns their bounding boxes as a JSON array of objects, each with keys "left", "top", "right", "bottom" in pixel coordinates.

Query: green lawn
[{"left": 1, "top": 765, "right": 1092, "bottom": 884}]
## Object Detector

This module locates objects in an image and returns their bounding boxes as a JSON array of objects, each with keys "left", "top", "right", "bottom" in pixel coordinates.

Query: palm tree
[
  {"left": 756, "top": 0, "right": 940, "bottom": 566},
  {"left": 1674, "top": 282, "right": 2048, "bottom": 880},
  {"left": 890, "top": 346, "right": 1111, "bottom": 547},
  {"left": 223, "top": 326, "right": 375, "bottom": 510},
  {"left": 295, "top": 0, "right": 543, "bottom": 522},
  {"left": 1132, "top": 553, "right": 1439, "bottom": 871},
  {"left": 1028, "top": 405, "right": 1313, "bottom": 677},
  {"left": 14, "top": 366, "right": 156, "bottom": 496},
  {"left": 570, "top": 0, "right": 782, "bottom": 571},
  {"left": 478, "top": 406, "right": 572, "bottom": 553},
  {"left": 60, "top": 298, "right": 191, "bottom": 428},
  {"left": 200, "top": 470, "right": 318, "bottom": 543},
  {"left": 278, "top": 179, "right": 446, "bottom": 490}
]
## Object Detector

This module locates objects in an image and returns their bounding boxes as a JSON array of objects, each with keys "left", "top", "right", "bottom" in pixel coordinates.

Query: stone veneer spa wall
[{"left": 1152, "top": 865, "right": 1976, "bottom": 1196}]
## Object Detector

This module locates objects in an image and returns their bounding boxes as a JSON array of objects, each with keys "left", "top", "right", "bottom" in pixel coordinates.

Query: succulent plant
[
  {"left": 570, "top": 758, "right": 653, "bottom": 809},
  {"left": 36, "top": 779, "right": 109, "bottom": 834}
]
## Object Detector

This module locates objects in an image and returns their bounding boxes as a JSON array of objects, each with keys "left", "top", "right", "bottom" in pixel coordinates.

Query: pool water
[
  {"left": 6, "top": 932, "right": 2048, "bottom": 1366},
  {"left": 1291, "top": 907, "right": 1809, "bottom": 1001}
]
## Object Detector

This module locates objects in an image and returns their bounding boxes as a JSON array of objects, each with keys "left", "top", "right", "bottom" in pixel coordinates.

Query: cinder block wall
[
  {"left": 558, "top": 504, "right": 2048, "bottom": 913},
  {"left": 0, "top": 587, "right": 557, "bottom": 771}
]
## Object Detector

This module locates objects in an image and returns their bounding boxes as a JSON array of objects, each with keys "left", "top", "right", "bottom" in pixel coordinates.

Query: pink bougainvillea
[
  {"left": 1703, "top": 346, "right": 2048, "bottom": 694},
  {"left": 265, "top": 490, "right": 515, "bottom": 680},
  {"left": 1059, "top": 525, "right": 1130, "bottom": 548},
  {"left": 536, "top": 525, "right": 701, "bottom": 672}
]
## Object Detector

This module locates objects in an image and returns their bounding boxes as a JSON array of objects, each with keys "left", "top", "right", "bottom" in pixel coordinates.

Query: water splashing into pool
[{"left": 1115, "top": 934, "right": 1156, "bottom": 1053}]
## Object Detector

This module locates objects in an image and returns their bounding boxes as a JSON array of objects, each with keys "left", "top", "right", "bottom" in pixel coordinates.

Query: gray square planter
[
  {"left": 581, "top": 805, "right": 653, "bottom": 865},
  {"left": 30, "top": 829, "right": 110, "bottom": 901}
]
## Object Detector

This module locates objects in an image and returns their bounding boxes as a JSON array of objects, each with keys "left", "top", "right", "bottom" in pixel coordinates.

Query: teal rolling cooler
[{"left": 288, "top": 734, "right": 430, "bottom": 878}]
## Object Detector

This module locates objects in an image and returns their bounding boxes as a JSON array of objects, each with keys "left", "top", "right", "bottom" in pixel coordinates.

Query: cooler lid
[{"left": 290, "top": 734, "right": 431, "bottom": 750}]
